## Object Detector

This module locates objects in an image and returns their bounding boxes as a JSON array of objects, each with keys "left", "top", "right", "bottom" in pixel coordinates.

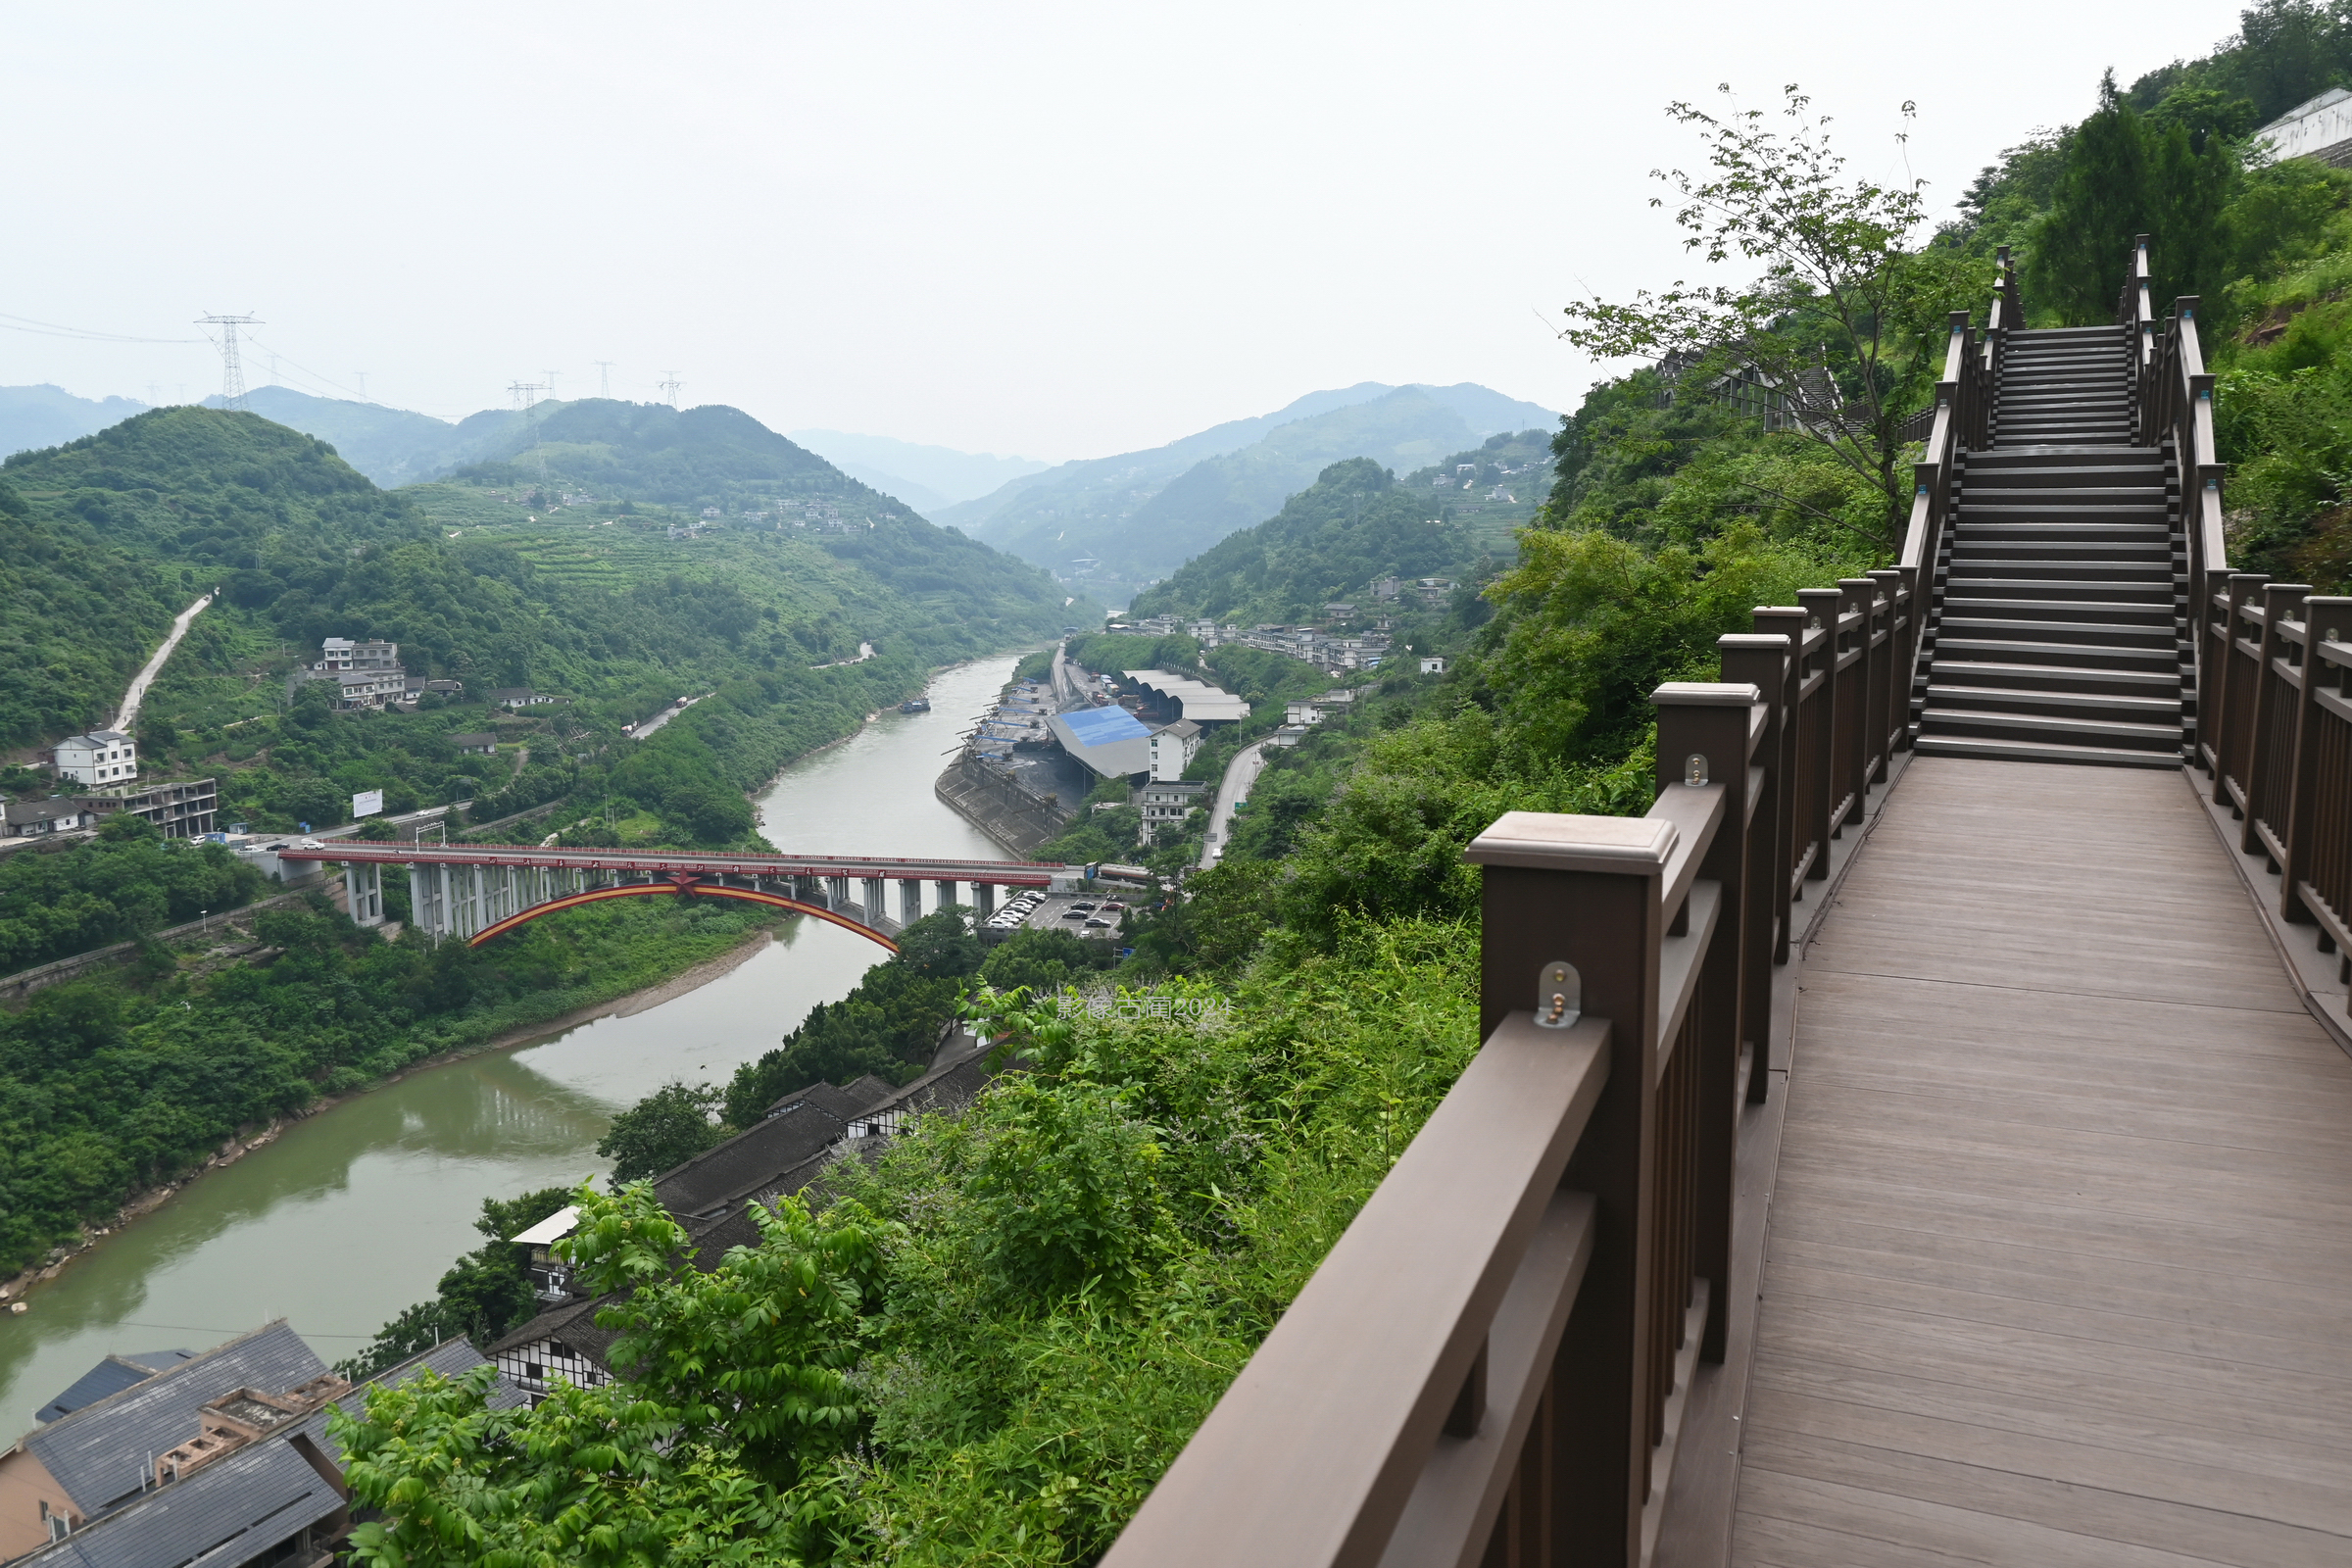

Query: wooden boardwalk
[{"left": 1732, "top": 758, "right": 2352, "bottom": 1567}]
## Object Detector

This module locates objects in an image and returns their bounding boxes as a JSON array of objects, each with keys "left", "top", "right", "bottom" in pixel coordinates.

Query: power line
[
  {"left": 0, "top": 310, "right": 206, "bottom": 344},
  {"left": 196, "top": 314, "right": 264, "bottom": 411}
]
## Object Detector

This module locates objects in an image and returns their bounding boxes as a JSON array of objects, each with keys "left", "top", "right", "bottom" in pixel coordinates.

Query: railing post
[
  {"left": 1719, "top": 634, "right": 1789, "bottom": 1101},
  {"left": 2282, "top": 597, "right": 2352, "bottom": 926},
  {"left": 1472, "top": 814, "right": 1671, "bottom": 1566},
  {"left": 1750, "top": 609, "right": 1806, "bottom": 960},
  {"left": 1797, "top": 588, "right": 1846, "bottom": 846},
  {"left": 1837, "top": 580, "right": 1878, "bottom": 822},
  {"left": 2243, "top": 583, "right": 2311, "bottom": 858},
  {"left": 1653, "top": 681, "right": 1758, "bottom": 1365},
  {"left": 1869, "top": 568, "right": 1906, "bottom": 775},
  {"left": 2215, "top": 573, "right": 2270, "bottom": 807}
]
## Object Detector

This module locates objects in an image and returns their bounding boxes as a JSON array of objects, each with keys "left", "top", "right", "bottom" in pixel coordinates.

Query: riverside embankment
[{"left": 0, "top": 655, "right": 1016, "bottom": 1437}]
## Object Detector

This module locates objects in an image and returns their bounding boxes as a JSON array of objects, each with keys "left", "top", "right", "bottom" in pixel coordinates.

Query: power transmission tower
[
  {"left": 659, "top": 373, "right": 681, "bottom": 408},
  {"left": 510, "top": 380, "right": 551, "bottom": 480},
  {"left": 594, "top": 361, "right": 616, "bottom": 398},
  {"left": 354, "top": 370, "right": 368, "bottom": 399},
  {"left": 544, "top": 369, "right": 560, "bottom": 402},
  {"left": 197, "top": 314, "right": 263, "bottom": 410}
]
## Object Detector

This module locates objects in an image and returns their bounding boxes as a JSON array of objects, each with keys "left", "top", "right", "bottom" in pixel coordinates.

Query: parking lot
[{"left": 981, "top": 889, "right": 1131, "bottom": 942}]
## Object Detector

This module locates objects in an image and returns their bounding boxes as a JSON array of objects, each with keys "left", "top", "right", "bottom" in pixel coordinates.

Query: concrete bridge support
[
  {"left": 935, "top": 879, "right": 958, "bottom": 911},
  {"left": 900, "top": 880, "right": 923, "bottom": 925},
  {"left": 975, "top": 883, "right": 996, "bottom": 918},
  {"left": 826, "top": 875, "right": 850, "bottom": 910},
  {"left": 344, "top": 861, "right": 385, "bottom": 928},
  {"left": 862, "top": 878, "right": 887, "bottom": 923}
]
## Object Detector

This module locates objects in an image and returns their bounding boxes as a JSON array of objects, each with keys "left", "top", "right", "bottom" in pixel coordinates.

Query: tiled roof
[
  {"left": 32, "top": 1353, "right": 194, "bottom": 1425},
  {"left": 20, "top": 1437, "right": 342, "bottom": 1568},
  {"left": 24, "top": 1322, "right": 326, "bottom": 1517}
]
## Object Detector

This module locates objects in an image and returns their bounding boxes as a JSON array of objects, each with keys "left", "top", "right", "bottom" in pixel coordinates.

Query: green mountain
[
  {"left": 223, "top": 387, "right": 495, "bottom": 487},
  {"left": 1128, "top": 429, "right": 1551, "bottom": 627},
  {"left": 944, "top": 383, "right": 1552, "bottom": 604},
  {"left": 0, "top": 406, "right": 1081, "bottom": 840}
]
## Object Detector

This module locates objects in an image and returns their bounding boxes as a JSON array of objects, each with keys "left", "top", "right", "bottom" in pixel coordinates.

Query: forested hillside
[
  {"left": 1942, "top": 2, "right": 2352, "bottom": 588},
  {"left": 940, "top": 381, "right": 1550, "bottom": 604},
  {"left": 1128, "top": 428, "right": 1552, "bottom": 626}
]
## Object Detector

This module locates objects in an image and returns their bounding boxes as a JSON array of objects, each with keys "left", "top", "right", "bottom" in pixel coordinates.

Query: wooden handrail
[{"left": 1106, "top": 557, "right": 1919, "bottom": 1564}]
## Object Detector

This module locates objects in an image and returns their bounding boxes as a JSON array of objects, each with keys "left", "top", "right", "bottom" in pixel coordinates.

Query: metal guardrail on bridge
[{"left": 274, "top": 843, "right": 1075, "bottom": 949}]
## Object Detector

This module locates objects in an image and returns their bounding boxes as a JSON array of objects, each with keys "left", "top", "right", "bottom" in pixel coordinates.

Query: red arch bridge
[{"left": 272, "top": 844, "right": 1079, "bottom": 952}]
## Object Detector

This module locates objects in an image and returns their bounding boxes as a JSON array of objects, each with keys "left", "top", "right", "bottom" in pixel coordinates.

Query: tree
[
  {"left": 598, "top": 1080, "right": 727, "bottom": 1184},
  {"left": 2027, "top": 74, "right": 2238, "bottom": 324},
  {"left": 1557, "top": 84, "right": 1970, "bottom": 549}
]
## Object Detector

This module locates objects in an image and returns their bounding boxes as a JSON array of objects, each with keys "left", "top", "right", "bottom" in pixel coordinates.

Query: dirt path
[{"left": 115, "top": 591, "right": 214, "bottom": 730}]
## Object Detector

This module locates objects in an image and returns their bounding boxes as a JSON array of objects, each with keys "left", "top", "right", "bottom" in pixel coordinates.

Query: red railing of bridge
[{"left": 275, "top": 841, "right": 1072, "bottom": 886}]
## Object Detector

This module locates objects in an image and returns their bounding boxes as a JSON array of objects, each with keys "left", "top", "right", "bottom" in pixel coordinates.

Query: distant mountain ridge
[
  {"left": 788, "top": 429, "right": 1050, "bottom": 517},
  {"left": 940, "top": 381, "right": 1554, "bottom": 603},
  {"left": 0, "top": 384, "right": 152, "bottom": 461}
]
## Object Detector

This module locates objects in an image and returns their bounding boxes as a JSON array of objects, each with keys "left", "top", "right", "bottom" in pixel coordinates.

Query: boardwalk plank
[{"left": 1729, "top": 757, "right": 2352, "bottom": 1565}]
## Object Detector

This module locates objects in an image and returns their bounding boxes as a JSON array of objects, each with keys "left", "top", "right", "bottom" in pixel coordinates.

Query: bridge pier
[
  {"left": 935, "top": 879, "right": 957, "bottom": 911},
  {"left": 975, "top": 883, "right": 996, "bottom": 917},
  {"left": 862, "top": 878, "right": 886, "bottom": 923},
  {"left": 826, "top": 875, "right": 850, "bottom": 910},
  {"left": 343, "top": 861, "right": 384, "bottom": 928},
  {"left": 900, "top": 879, "right": 923, "bottom": 925}
]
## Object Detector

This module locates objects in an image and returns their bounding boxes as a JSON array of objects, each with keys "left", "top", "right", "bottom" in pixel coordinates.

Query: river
[{"left": 0, "top": 655, "right": 1018, "bottom": 1437}]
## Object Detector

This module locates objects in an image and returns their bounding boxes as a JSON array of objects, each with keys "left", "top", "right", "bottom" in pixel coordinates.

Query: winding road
[
  {"left": 114, "top": 591, "right": 213, "bottom": 730},
  {"left": 1199, "top": 738, "right": 1270, "bottom": 870}
]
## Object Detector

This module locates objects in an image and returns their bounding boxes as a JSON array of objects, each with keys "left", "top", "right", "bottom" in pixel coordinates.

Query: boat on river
[{"left": 901, "top": 697, "right": 932, "bottom": 713}]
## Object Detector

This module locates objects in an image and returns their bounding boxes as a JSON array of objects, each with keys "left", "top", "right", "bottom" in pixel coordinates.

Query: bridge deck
[{"left": 1732, "top": 758, "right": 2352, "bottom": 1567}]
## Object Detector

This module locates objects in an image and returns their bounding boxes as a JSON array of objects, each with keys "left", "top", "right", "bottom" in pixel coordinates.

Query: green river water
[{"left": 0, "top": 656, "right": 1017, "bottom": 1436}]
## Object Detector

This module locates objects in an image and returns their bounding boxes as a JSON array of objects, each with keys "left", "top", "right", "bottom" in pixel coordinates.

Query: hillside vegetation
[{"left": 940, "top": 381, "right": 1550, "bottom": 603}]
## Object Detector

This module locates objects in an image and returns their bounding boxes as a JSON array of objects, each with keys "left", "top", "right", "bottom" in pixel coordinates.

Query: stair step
[
  {"left": 1946, "top": 578, "right": 2181, "bottom": 601},
  {"left": 1928, "top": 659, "right": 2185, "bottom": 694},
  {"left": 1940, "top": 615, "right": 2178, "bottom": 647},
  {"left": 1920, "top": 706, "right": 2183, "bottom": 746},
  {"left": 1968, "top": 447, "right": 2165, "bottom": 464},
  {"left": 1946, "top": 564, "right": 2176, "bottom": 583},
  {"left": 1948, "top": 543, "right": 2175, "bottom": 562},
  {"left": 1911, "top": 734, "right": 2183, "bottom": 769},
  {"left": 1945, "top": 592, "right": 2175, "bottom": 616},
  {"left": 1933, "top": 636, "right": 2182, "bottom": 670},
  {"left": 1926, "top": 682, "right": 2182, "bottom": 717}
]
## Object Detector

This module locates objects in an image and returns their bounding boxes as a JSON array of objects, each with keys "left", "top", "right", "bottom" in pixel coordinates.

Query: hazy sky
[{"left": 1, "top": 2, "right": 2242, "bottom": 462}]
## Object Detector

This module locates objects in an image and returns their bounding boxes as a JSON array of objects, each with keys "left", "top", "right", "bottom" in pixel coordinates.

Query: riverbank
[{"left": 0, "top": 920, "right": 785, "bottom": 1309}]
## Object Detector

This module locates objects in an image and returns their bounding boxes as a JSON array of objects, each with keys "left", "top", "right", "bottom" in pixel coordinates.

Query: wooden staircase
[{"left": 1912, "top": 322, "right": 2192, "bottom": 767}]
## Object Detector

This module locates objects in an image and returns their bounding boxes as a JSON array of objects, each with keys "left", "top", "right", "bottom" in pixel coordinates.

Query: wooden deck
[{"left": 1731, "top": 758, "right": 2352, "bottom": 1567}]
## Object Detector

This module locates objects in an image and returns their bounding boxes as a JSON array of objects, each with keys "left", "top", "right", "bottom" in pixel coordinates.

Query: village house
[
  {"left": 45, "top": 731, "right": 136, "bottom": 786},
  {"left": 1147, "top": 718, "right": 1200, "bottom": 782},
  {"left": 0, "top": 1322, "right": 515, "bottom": 1567},
  {"left": 488, "top": 689, "right": 558, "bottom": 709},
  {"left": 2, "top": 800, "right": 95, "bottom": 839},
  {"left": 449, "top": 732, "right": 499, "bottom": 756},
  {"left": 1137, "top": 779, "right": 1207, "bottom": 844}
]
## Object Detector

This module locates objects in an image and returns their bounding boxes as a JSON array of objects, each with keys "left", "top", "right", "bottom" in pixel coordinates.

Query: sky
[{"left": 0, "top": 1, "right": 2247, "bottom": 463}]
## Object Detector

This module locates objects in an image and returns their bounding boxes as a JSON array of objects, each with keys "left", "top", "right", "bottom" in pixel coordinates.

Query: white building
[
  {"left": 1420, "top": 656, "right": 1447, "bottom": 674},
  {"left": 50, "top": 730, "right": 136, "bottom": 785},
  {"left": 1137, "top": 779, "right": 1208, "bottom": 843},
  {"left": 332, "top": 669, "right": 407, "bottom": 710},
  {"left": 2256, "top": 87, "right": 2352, "bottom": 168},
  {"left": 316, "top": 637, "right": 401, "bottom": 674},
  {"left": 1148, "top": 719, "right": 1201, "bottom": 782}
]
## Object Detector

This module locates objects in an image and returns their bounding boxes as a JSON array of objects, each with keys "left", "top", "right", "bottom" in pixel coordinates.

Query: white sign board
[{"left": 352, "top": 789, "right": 384, "bottom": 819}]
